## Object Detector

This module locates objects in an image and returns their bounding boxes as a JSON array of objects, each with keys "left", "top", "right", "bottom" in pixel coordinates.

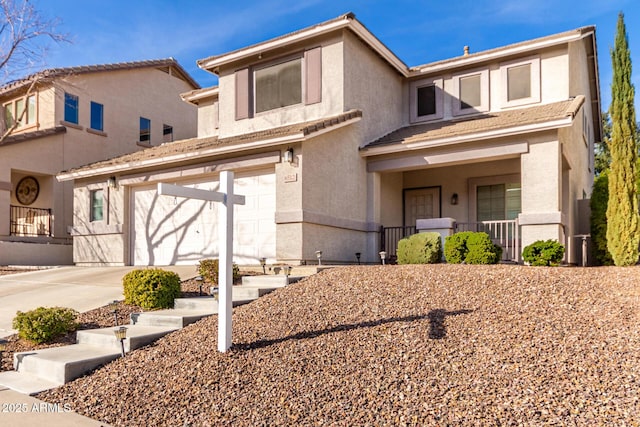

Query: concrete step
[
  {"left": 241, "top": 275, "right": 303, "bottom": 287},
  {"left": 0, "top": 370, "right": 62, "bottom": 395},
  {"left": 173, "top": 296, "right": 254, "bottom": 310},
  {"left": 76, "top": 325, "right": 178, "bottom": 352},
  {"left": 130, "top": 309, "right": 215, "bottom": 328},
  {"left": 13, "top": 344, "right": 120, "bottom": 385}
]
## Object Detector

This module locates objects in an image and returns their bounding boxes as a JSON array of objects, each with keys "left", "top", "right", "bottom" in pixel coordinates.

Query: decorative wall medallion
[{"left": 16, "top": 176, "right": 39, "bottom": 205}]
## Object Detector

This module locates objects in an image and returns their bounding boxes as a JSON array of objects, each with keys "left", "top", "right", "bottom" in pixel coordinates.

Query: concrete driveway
[{"left": 0, "top": 266, "right": 198, "bottom": 338}]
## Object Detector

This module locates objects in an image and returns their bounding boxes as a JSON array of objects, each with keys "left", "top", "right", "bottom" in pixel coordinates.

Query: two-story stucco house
[
  {"left": 58, "top": 13, "right": 600, "bottom": 266},
  {"left": 0, "top": 59, "right": 199, "bottom": 265}
]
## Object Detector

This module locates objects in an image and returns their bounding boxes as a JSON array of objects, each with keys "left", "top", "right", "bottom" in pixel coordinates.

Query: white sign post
[{"left": 157, "top": 170, "right": 245, "bottom": 352}]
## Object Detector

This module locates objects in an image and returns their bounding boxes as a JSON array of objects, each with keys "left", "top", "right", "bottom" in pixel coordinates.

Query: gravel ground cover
[
  {"left": 0, "top": 267, "right": 31, "bottom": 276},
  {"left": 35, "top": 264, "right": 639, "bottom": 426}
]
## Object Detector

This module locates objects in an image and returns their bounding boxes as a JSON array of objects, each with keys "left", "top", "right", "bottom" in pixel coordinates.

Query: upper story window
[
  {"left": 64, "top": 92, "right": 79, "bottom": 124},
  {"left": 139, "top": 117, "right": 150, "bottom": 143},
  {"left": 90, "top": 101, "right": 104, "bottom": 131},
  {"left": 235, "top": 47, "right": 322, "bottom": 120},
  {"left": 3, "top": 94, "right": 36, "bottom": 130},
  {"left": 90, "top": 189, "right": 104, "bottom": 222},
  {"left": 163, "top": 124, "right": 173, "bottom": 143},
  {"left": 452, "top": 69, "right": 489, "bottom": 116},
  {"left": 409, "top": 77, "right": 443, "bottom": 123},
  {"left": 500, "top": 57, "right": 540, "bottom": 107},
  {"left": 255, "top": 57, "right": 302, "bottom": 114}
]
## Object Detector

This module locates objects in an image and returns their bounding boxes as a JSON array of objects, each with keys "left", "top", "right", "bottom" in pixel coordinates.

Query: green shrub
[
  {"left": 465, "top": 232, "right": 502, "bottom": 264},
  {"left": 12, "top": 307, "right": 78, "bottom": 344},
  {"left": 522, "top": 240, "right": 565, "bottom": 266},
  {"left": 197, "top": 259, "right": 240, "bottom": 285},
  {"left": 123, "top": 268, "right": 181, "bottom": 309},
  {"left": 397, "top": 232, "right": 441, "bottom": 264},
  {"left": 590, "top": 173, "right": 613, "bottom": 265},
  {"left": 444, "top": 231, "right": 474, "bottom": 263},
  {"left": 445, "top": 231, "right": 502, "bottom": 264}
]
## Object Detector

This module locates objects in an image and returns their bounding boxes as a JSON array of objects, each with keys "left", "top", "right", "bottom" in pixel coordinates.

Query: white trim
[
  {"left": 409, "top": 77, "right": 443, "bottom": 123},
  {"left": 361, "top": 117, "right": 572, "bottom": 157},
  {"left": 367, "top": 142, "right": 528, "bottom": 172},
  {"left": 500, "top": 57, "right": 541, "bottom": 108},
  {"left": 452, "top": 68, "right": 489, "bottom": 116},
  {"left": 118, "top": 151, "right": 281, "bottom": 186},
  {"left": 180, "top": 87, "right": 219, "bottom": 104},
  {"left": 58, "top": 116, "right": 362, "bottom": 181},
  {"left": 411, "top": 32, "right": 580, "bottom": 76},
  {"left": 197, "top": 15, "right": 408, "bottom": 77}
]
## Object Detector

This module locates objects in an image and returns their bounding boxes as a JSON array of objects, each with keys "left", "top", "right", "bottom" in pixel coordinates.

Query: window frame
[
  {"left": 409, "top": 77, "right": 444, "bottom": 123},
  {"left": 163, "top": 124, "right": 173, "bottom": 143},
  {"left": 452, "top": 68, "right": 489, "bottom": 116},
  {"left": 468, "top": 174, "right": 521, "bottom": 222},
  {"left": 3, "top": 94, "right": 37, "bottom": 130},
  {"left": 64, "top": 92, "right": 79, "bottom": 124},
  {"left": 90, "top": 189, "right": 104, "bottom": 222},
  {"left": 252, "top": 54, "right": 304, "bottom": 115},
  {"left": 500, "top": 56, "right": 541, "bottom": 108},
  {"left": 90, "top": 101, "right": 104, "bottom": 132},
  {"left": 139, "top": 117, "right": 151, "bottom": 144}
]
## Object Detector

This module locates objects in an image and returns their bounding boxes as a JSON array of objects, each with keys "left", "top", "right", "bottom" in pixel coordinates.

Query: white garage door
[{"left": 132, "top": 169, "right": 276, "bottom": 266}]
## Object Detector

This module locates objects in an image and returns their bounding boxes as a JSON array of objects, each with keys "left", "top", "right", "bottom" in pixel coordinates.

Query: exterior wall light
[
  {"left": 450, "top": 193, "right": 459, "bottom": 205},
  {"left": 283, "top": 148, "right": 294, "bottom": 163},
  {"left": 379, "top": 251, "right": 387, "bottom": 265},
  {"left": 113, "top": 326, "right": 127, "bottom": 357},
  {"left": 315, "top": 250, "right": 323, "bottom": 266},
  {"left": 107, "top": 176, "right": 118, "bottom": 189}
]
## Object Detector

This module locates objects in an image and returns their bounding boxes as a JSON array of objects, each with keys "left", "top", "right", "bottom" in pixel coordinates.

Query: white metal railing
[{"left": 455, "top": 219, "right": 520, "bottom": 262}]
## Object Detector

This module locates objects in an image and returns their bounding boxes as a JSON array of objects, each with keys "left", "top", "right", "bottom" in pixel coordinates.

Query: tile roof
[
  {"left": 363, "top": 99, "right": 582, "bottom": 150},
  {"left": 0, "top": 125, "right": 66, "bottom": 146},
  {"left": 0, "top": 58, "right": 200, "bottom": 96},
  {"left": 60, "top": 110, "right": 362, "bottom": 176}
]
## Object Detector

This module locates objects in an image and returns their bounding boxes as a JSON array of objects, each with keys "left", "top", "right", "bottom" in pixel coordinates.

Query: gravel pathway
[{"left": 37, "top": 265, "right": 639, "bottom": 426}]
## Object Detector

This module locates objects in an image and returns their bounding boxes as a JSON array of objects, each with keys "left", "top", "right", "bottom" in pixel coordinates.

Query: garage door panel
[{"left": 132, "top": 169, "right": 275, "bottom": 266}]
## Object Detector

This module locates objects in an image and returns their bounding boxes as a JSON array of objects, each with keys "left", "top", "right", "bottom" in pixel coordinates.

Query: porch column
[
  {"left": 519, "top": 140, "right": 564, "bottom": 251},
  {"left": 0, "top": 180, "right": 10, "bottom": 236}
]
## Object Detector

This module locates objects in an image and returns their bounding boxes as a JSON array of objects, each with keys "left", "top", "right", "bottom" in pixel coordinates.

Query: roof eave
[
  {"left": 409, "top": 28, "right": 590, "bottom": 77},
  {"left": 361, "top": 117, "right": 574, "bottom": 157},
  {"left": 197, "top": 13, "right": 408, "bottom": 77}
]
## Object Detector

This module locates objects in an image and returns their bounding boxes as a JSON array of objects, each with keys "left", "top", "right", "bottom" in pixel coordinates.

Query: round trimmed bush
[
  {"left": 465, "top": 232, "right": 502, "bottom": 264},
  {"left": 444, "top": 231, "right": 474, "bottom": 263},
  {"left": 522, "top": 240, "right": 565, "bottom": 266},
  {"left": 12, "top": 307, "right": 78, "bottom": 344},
  {"left": 123, "top": 268, "right": 181, "bottom": 309},
  {"left": 397, "top": 232, "right": 441, "bottom": 264}
]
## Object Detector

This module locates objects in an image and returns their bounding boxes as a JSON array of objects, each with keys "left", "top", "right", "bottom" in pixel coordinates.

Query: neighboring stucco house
[
  {"left": 58, "top": 13, "right": 600, "bottom": 266},
  {"left": 0, "top": 59, "right": 199, "bottom": 265}
]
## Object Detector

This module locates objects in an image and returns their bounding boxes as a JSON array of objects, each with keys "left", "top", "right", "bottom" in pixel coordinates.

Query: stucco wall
[
  {"left": 197, "top": 99, "right": 219, "bottom": 138},
  {"left": 216, "top": 33, "right": 345, "bottom": 139},
  {"left": 342, "top": 31, "right": 404, "bottom": 143}
]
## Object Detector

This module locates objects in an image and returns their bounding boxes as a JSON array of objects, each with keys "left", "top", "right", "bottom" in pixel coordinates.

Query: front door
[{"left": 404, "top": 187, "right": 441, "bottom": 227}]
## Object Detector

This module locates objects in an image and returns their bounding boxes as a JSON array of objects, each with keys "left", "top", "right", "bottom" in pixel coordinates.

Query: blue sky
[{"left": 29, "top": 0, "right": 640, "bottom": 112}]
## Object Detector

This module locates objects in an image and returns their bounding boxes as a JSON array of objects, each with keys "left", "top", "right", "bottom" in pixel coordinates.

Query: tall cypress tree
[{"left": 607, "top": 12, "right": 640, "bottom": 266}]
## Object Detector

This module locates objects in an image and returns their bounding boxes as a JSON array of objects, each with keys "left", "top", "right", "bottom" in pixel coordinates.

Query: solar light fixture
[
  {"left": 108, "top": 300, "right": 119, "bottom": 326},
  {"left": 113, "top": 326, "right": 127, "bottom": 357},
  {"left": 195, "top": 275, "right": 204, "bottom": 296},
  {"left": 259, "top": 257, "right": 267, "bottom": 274},
  {"left": 379, "top": 251, "right": 387, "bottom": 265},
  {"left": 283, "top": 265, "right": 292, "bottom": 277},
  {"left": 211, "top": 287, "right": 219, "bottom": 301},
  {"left": 355, "top": 252, "right": 361, "bottom": 265},
  {"left": 315, "top": 250, "right": 323, "bottom": 266}
]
